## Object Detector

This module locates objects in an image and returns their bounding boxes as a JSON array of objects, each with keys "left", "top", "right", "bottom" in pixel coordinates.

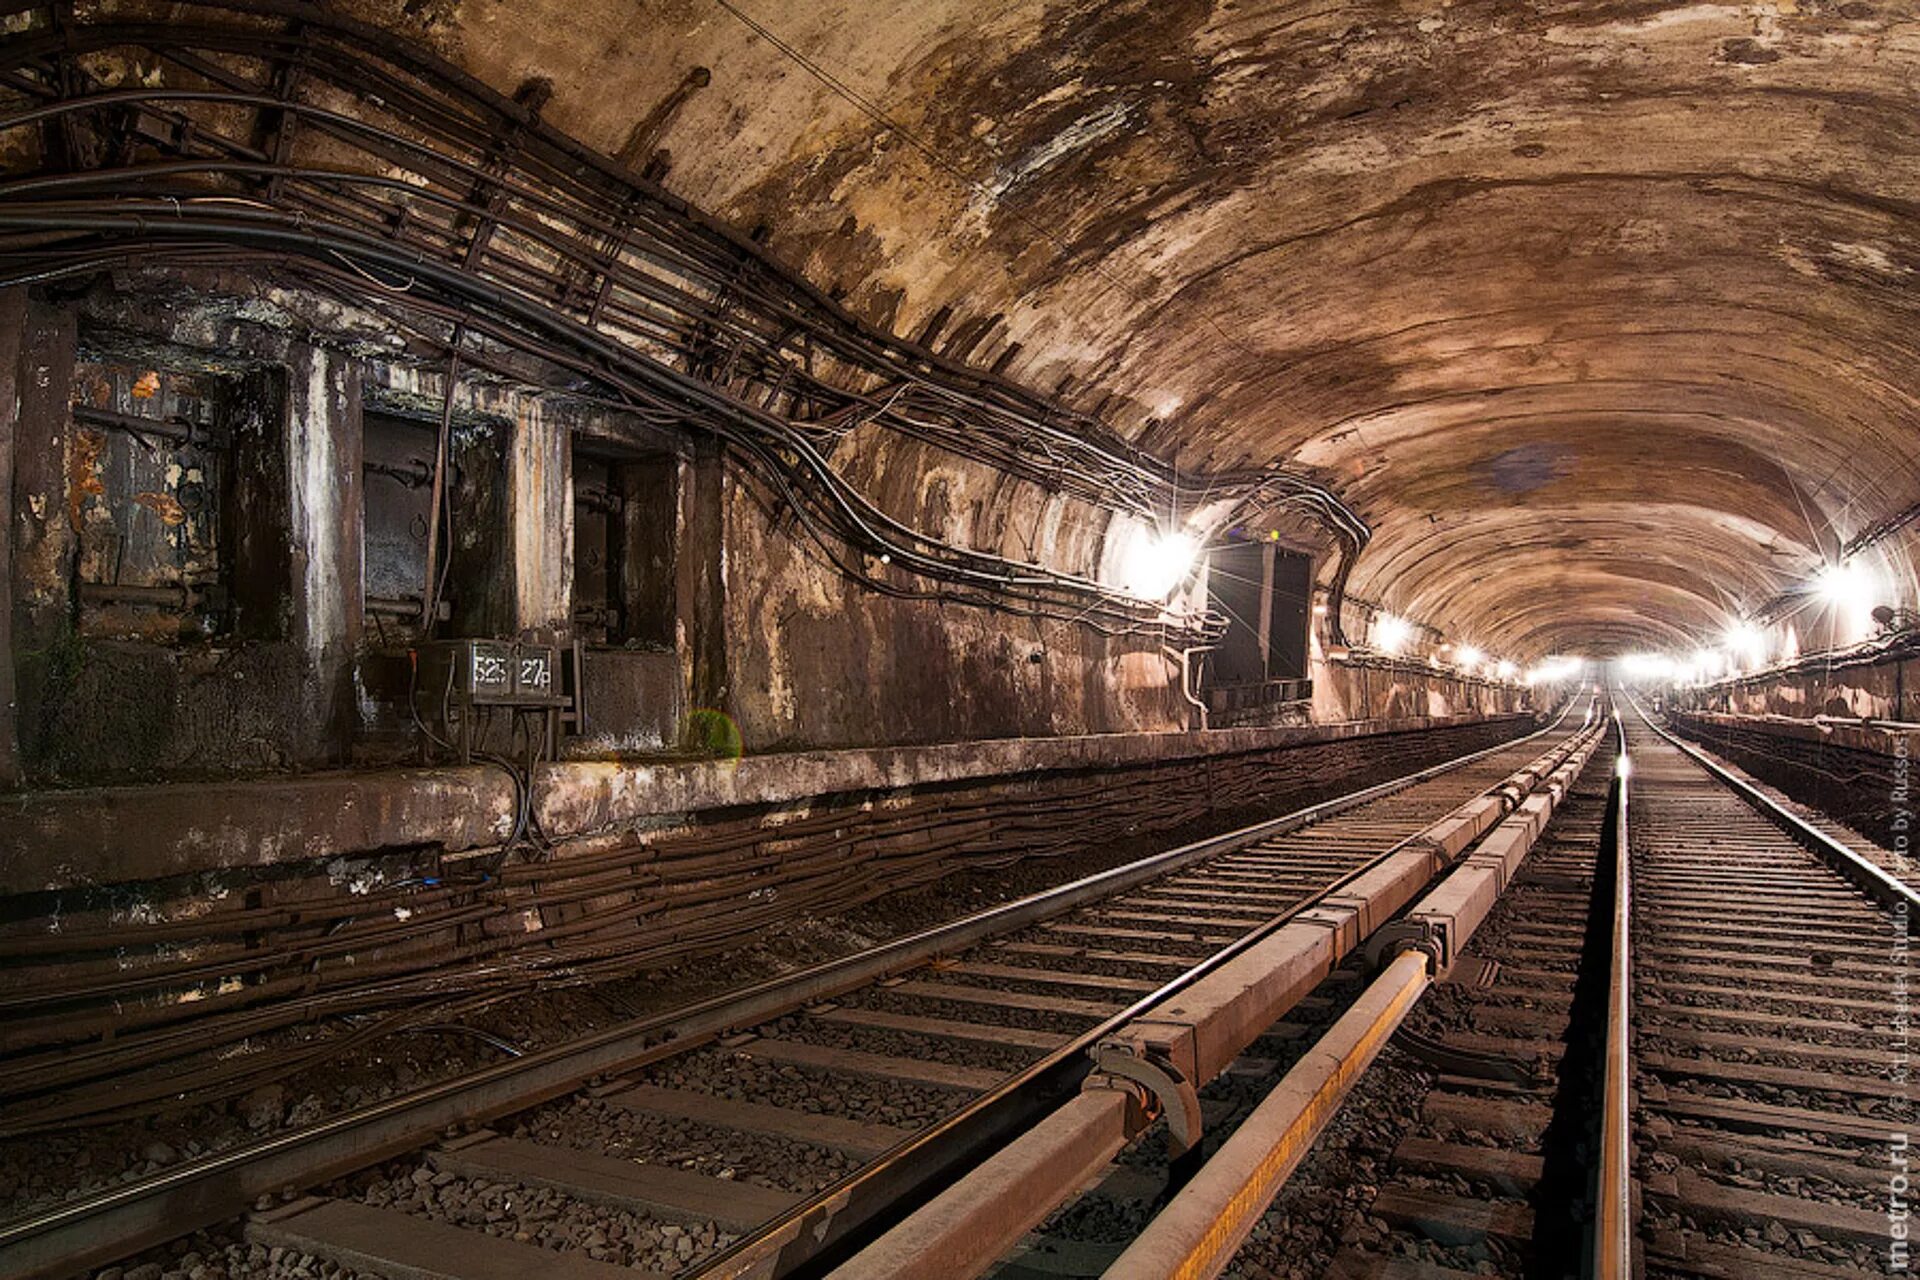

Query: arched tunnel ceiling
[{"left": 392, "top": 0, "right": 1919, "bottom": 656}]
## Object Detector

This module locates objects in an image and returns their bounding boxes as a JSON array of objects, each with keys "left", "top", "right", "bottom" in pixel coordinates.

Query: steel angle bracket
[
  {"left": 1084, "top": 1039, "right": 1203, "bottom": 1157},
  {"left": 1363, "top": 918, "right": 1447, "bottom": 973}
]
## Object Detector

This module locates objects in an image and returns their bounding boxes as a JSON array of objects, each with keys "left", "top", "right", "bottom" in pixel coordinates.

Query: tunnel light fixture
[
  {"left": 1495, "top": 659, "right": 1518, "bottom": 681},
  {"left": 1816, "top": 559, "right": 1879, "bottom": 645},
  {"left": 1455, "top": 644, "right": 1484, "bottom": 673},
  {"left": 1121, "top": 527, "right": 1199, "bottom": 601},
  {"left": 1374, "top": 613, "right": 1413, "bottom": 655},
  {"left": 1721, "top": 621, "right": 1766, "bottom": 671}
]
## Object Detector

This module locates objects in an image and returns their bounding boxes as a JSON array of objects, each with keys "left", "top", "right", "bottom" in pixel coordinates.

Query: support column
[
  {"left": 9, "top": 294, "right": 77, "bottom": 778},
  {"left": 1256, "top": 542, "right": 1275, "bottom": 676},
  {"left": 508, "top": 396, "right": 571, "bottom": 641},
  {"left": 284, "top": 343, "right": 362, "bottom": 764},
  {"left": 228, "top": 366, "right": 295, "bottom": 642}
]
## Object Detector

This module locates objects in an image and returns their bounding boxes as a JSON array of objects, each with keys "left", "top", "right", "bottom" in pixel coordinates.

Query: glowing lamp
[
  {"left": 1374, "top": 613, "right": 1412, "bottom": 655},
  {"left": 1121, "top": 528, "right": 1198, "bottom": 601}
]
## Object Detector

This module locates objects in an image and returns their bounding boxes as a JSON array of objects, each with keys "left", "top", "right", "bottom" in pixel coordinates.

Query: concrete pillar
[
  {"left": 1256, "top": 543, "right": 1275, "bottom": 673},
  {"left": 284, "top": 343, "right": 362, "bottom": 764},
  {"left": 228, "top": 367, "right": 296, "bottom": 642},
  {"left": 508, "top": 396, "right": 572, "bottom": 641},
  {"left": 8, "top": 294, "right": 76, "bottom": 778}
]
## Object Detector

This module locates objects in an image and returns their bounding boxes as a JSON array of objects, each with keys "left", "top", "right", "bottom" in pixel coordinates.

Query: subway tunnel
[{"left": 0, "top": 3, "right": 1915, "bottom": 1279}]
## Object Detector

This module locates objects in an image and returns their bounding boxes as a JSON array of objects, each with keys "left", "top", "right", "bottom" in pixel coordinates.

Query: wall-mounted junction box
[{"left": 413, "top": 639, "right": 581, "bottom": 762}]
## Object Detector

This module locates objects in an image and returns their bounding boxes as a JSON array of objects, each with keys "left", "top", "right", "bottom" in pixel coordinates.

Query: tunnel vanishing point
[{"left": 0, "top": 4, "right": 1916, "bottom": 1280}]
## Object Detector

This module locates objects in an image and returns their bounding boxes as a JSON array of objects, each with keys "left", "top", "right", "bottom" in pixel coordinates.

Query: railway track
[
  {"left": 2, "top": 706, "right": 1598, "bottom": 1280},
  {"left": 1261, "top": 729, "right": 1616, "bottom": 1280},
  {"left": 958, "top": 705, "right": 1616, "bottom": 1280},
  {"left": 1010, "top": 696, "right": 1907, "bottom": 1280},
  {"left": 1624, "top": 702, "right": 1916, "bottom": 1279}
]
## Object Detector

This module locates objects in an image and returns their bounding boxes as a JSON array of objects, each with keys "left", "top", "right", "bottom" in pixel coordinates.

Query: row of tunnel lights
[
  {"left": 1620, "top": 560, "right": 1888, "bottom": 684},
  {"left": 1122, "top": 533, "right": 1894, "bottom": 688},
  {"left": 1370, "top": 612, "right": 1586, "bottom": 686}
]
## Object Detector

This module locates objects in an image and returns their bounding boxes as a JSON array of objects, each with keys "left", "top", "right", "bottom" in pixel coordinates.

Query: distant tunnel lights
[{"left": 1527, "top": 655, "right": 1587, "bottom": 685}]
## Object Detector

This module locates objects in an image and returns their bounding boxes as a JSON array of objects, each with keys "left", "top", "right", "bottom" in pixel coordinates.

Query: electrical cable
[{"left": 0, "top": 12, "right": 1373, "bottom": 636}]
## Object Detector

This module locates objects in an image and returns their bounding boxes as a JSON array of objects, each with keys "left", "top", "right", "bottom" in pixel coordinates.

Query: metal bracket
[
  {"left": 1084, "top": 1040, "right": 1203, "bottom": 1158},
  {"left": 1391, "top": 1026, "right": 1541, "bottom": 1084},
  {"left": 1363, "top": 918, "right": 1446, "bottom": 973}
]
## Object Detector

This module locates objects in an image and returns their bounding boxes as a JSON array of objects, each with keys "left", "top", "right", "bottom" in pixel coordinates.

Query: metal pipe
[
  {"left": 77, "top": 581, "right": 202, "bottom": 609},
  {"left": 1100, "top": 949, "right": 1431, "bottom": 1280},
  {"left": 419, "top": 325, "right": 462, "bottom": 628},
  {"left": 1164, "top": 644, "right": 1211, "bottom": 731},
  {"left": 366, "top": 595, "right": 449, "bottom": 620},
  {"left": 70, "top": 404, "right": 215, "bottom": 446},
  {"left": 1591, "top": 709, "right": 1633, "bottom": 1279}
]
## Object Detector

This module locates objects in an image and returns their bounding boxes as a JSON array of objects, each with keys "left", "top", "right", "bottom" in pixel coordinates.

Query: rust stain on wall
[
  {"left": 132, "top": 491, "right": 189, "bottom": 526},
  {"left": 67, "top": 428, "right": 105, "bottom": 533}
]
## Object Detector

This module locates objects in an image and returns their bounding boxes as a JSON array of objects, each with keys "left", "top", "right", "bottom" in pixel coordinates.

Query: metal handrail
[{"left": 1591, "top": 705, "right": 1633, "bottom": 1278}]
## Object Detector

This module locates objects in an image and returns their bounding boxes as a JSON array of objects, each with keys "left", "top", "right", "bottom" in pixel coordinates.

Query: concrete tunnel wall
[{"left": 3, "top": 276, "right": 1531, "bottom": 794}]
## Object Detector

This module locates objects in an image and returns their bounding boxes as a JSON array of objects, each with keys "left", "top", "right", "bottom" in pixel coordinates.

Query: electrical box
[
  {"left": 417, "top": 639, "right": 564, "bottom": 707},
  {"left": 413, "top": 639, "right": 579, "bottom": 762}
]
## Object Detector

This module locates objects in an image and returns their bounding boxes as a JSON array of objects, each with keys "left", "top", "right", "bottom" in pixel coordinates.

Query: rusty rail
[
  {"left": 1631, "top": 698, "right": 1919, "bottom": 913},
  {"left": 1101, "top": 948, "right": 1431, "bottom": 1280},
  {"left": 1591, "top": 705, "right": 1633, "bottom": 1280},
  {"left": 1091, "top": 715, "right": 1606, "bottom": 1280}
]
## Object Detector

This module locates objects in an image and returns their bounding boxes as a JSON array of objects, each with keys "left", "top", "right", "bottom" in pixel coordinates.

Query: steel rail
[
  {"left": 1098, "top": 947, "right": 1433, "bottom": 1280},
  {"left": 695, "top": 699, "right": 1592, "bottom": 1280},
  {"left": 1590, "top": 705, "right": 1633, "bottom": 1280},
  {"left": 0, "top": 709, "right": 1574, "bottom": 1280},
  {"left": 1091, "top": 711, "right": 1607, "bottom": 1280},
  {"left": 1626, "top": 696, "right": 1918, "bottom": 913}
]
